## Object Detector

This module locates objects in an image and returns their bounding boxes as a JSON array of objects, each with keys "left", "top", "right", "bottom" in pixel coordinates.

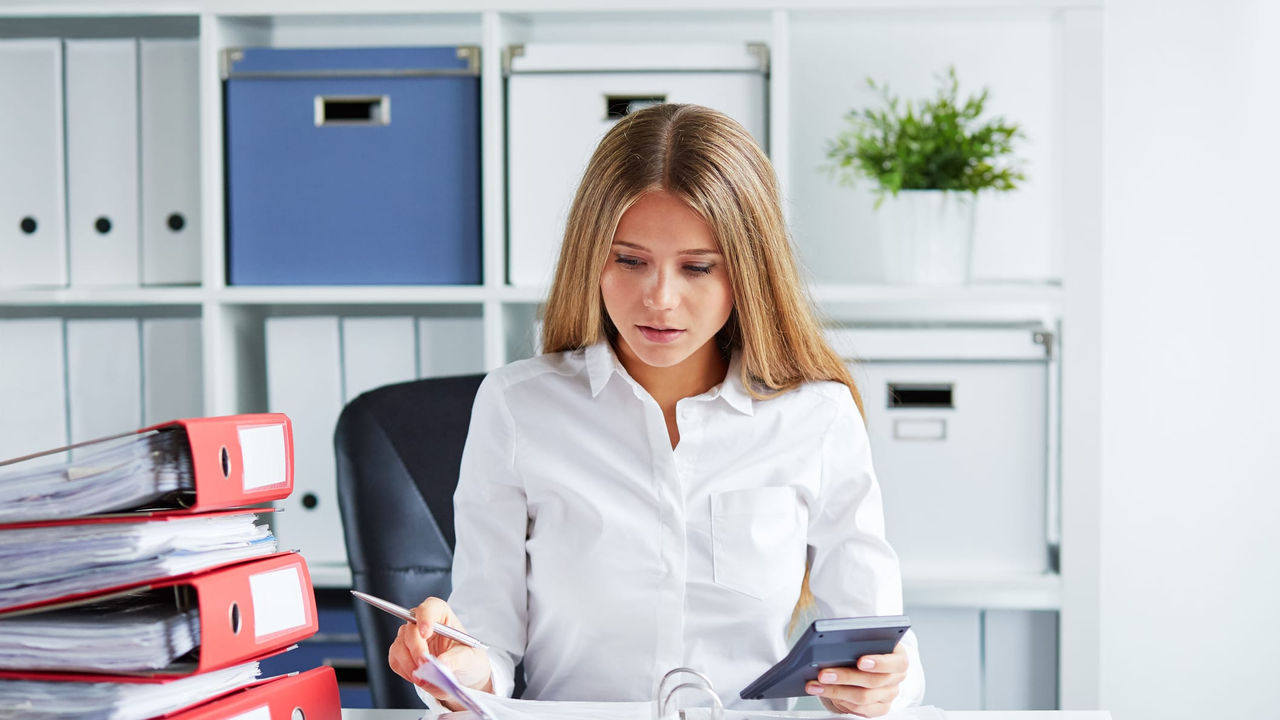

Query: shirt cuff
[
  {"left": 891, "top": 629, "right": 927, "bottom": 710},
  {"left": 415, "top": 684, "right": 450, "bottom": 716},
  {"left": 488, "top": 652, "right": 516, "bottom": 698}
]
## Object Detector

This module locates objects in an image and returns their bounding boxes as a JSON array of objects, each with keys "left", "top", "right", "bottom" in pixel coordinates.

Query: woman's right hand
[{"left": 387, "top": 597, "right": 494, "bottom": 705}]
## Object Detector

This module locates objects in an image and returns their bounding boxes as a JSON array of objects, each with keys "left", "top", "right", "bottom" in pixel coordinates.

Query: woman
[{"left": 388, "top": 103, "right": 924, "bottom": 717}]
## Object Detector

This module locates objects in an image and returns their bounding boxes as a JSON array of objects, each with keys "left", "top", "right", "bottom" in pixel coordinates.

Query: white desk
[{"left": 340, "top": 707, "right": 1111, "bottom": 712}]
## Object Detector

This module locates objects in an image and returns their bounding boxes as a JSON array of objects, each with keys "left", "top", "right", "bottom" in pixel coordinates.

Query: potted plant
[{"left": 825, "top": 65, "right": 1025, "bottom": 285}]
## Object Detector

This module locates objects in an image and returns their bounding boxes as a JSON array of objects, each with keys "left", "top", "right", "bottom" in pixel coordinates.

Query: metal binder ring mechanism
[{"left": 656, "top": 668, "right": 723, "bottom": 720}]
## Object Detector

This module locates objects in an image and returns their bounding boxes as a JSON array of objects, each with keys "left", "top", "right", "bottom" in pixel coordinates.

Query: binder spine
[
  {"left": 192, "top": 552, "right": 317, "bottom": 674},
  {"left": 179, "top": 414, "right": 294, "bottom": 513}
]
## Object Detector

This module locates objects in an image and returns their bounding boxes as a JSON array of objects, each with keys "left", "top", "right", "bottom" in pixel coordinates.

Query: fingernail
[
  {"left": 820, "top": 672, "right": 837, "bottom": 683},
  {"left": 806, "top": 683, "right": 824, "bottom": 695},
  {"left": 859, "top": 658, "right": 876, "bottom": 670}
]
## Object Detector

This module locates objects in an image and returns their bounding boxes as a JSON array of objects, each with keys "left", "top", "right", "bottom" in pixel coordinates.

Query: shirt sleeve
[
  {"left": 443, "top": 371, "right": 529, "bottom": 699},
  {"left": 806, "top": 389, "right": 926, "bottom": 710}
]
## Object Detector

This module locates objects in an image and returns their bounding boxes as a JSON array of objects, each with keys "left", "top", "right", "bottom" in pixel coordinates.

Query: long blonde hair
[
  {"left": 541, "top": 104, "right": 861, "bottom": 626},
  {"left": 541, "top": 103, "right": 863, "bottom": 416}
]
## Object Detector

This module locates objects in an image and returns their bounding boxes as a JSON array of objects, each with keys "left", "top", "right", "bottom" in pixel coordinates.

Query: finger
[
  {"left": 806, "top": 680, "right": 898, "bottom": 707},
  {"left": 437, "top": 645, "right": 490, "bottom": 689},
  {"left": 840, "top": 699, "right": 893, "bottom": 718},
  {"left": 398, "top": 621, "right": 432, "bottom": 662},
  {"left": 815, "top": 666, "right": 905, "bottom": 689},
  {"left": 413, "top": 597, "right": 459, "bottom": 636},
  {"left": 854, "top": 647, "right": 909, "bottom": 674},
  {"left": 390, "top": 640, "right": 441, "bottom": 694}
]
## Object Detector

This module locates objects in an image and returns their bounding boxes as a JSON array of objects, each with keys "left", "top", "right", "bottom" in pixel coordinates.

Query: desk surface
[{"left": 341, "top": 711, "right": 1112, "bottom": 720}]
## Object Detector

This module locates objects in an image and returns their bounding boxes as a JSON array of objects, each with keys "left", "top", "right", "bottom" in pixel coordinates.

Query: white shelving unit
[{"left": 0, "top": 0, "right": 1103, "bottom": 709}]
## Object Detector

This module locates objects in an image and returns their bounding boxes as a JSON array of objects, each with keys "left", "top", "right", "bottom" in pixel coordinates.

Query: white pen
[{"left": 350, "top": 589, "right": 489, "bottom": 650}]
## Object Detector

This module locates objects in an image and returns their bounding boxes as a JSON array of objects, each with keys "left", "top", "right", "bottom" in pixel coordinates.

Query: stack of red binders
[{"left": 0, "top": 415, "right": 342, "bottom": 719}]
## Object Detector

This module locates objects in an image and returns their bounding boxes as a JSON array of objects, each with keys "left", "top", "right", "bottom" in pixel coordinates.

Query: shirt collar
[{"left": 583, "top": 340, "right": 754, "bottom": 416}]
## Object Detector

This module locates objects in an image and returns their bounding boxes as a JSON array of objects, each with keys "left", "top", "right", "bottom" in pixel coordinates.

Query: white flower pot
[{"left": 874, "top": 189, "right": 976, "bottom": 285}]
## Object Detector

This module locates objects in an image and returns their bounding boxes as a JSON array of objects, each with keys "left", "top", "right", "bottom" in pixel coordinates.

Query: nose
[{"left": 642, "top": 267, "right": 678, "bottom": 311}]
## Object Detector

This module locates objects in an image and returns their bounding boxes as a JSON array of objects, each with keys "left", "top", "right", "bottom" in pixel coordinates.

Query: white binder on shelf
[
  {"left": 341, "top": 317, "right": 417, "bottom": 403},
  {"left": 65, "top": 39, "right": 140, "bottom": 288},
  {"left": 417, "top": 316, "right": 485, "bottom": 378},
  {"left": 265, "top": 316, "right": 345, "bottom": 568},
  {"left": 140, "top": 38, "right": 201, "bottom": 286},
  {"left": 506, "top": 43, "right": 768, "bottom": 288},
  {"left": 141, "top": 317, "right": 204, "bottom": 426},
  {"left": 0, "top": 319, "right": 68, "bottom": 464},
  {"left": 903, "top": 606, "right": 981, "bottom": 710},
  {"left": 65, "top": 318, "right": 143, "bottom": 447},
  {"left": 0, "top": 40, "right": 67, "bottom": 288},
  {"left": 982, "top": 609, "right": 1058, "bottom": 710}
]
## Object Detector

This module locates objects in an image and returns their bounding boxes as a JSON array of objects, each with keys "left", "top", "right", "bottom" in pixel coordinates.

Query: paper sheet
[
  {"left": 0, "top": 594, "right": 199, "bottom": 672},
  {"left": 0, "top": 659, "right": 260, "bottom": 720},
  {"left": 0, "top": 513, "right": 276, "bottom": 610},
  {"left": 0, "top": 429, "right": 194, "bottom": 523}
]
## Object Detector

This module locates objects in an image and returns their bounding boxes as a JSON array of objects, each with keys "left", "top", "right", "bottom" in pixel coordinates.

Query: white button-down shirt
[{"left": 439, "top": 341, "right": 924, "bottom": 711}]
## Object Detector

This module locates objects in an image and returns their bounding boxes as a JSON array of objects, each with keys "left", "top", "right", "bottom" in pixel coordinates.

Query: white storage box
[
  {"left": 828, "top": 326, "right": 1056, "bottom": 576},
  {"left": 505, "top": 42, "right": 769, "bottom": 288}
]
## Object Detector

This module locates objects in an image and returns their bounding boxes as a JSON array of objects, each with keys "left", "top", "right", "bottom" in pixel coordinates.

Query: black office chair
[{"left": 334, "top": 373, "right": 486, "bottom": 708}]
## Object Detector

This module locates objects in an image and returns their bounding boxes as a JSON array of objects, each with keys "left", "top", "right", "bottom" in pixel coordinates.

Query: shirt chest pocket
[{"left": 710, "top": 486, "right": 808, "bottom": 600}]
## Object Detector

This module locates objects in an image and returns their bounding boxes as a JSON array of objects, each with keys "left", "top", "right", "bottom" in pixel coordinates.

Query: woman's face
[{"left": 600, "top": 190, "right": 734, "bottom": 370}]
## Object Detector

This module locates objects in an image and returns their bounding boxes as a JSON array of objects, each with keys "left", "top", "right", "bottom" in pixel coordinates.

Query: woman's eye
[
  {"left": 614, "top": 254, "right": 643, "bottom": 268},
  {"left": 685, "top": 264, "right": 713, "bottom": 275}
]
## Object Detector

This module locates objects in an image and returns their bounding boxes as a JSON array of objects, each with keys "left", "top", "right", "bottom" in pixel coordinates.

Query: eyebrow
[{"left": 611, "top": 241, "right": 722, "bottom": 257}]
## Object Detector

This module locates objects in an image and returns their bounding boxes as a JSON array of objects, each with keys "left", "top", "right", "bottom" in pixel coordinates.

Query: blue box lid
[{"left": 225, "top": 46, "right": 477, "bottom": 77}]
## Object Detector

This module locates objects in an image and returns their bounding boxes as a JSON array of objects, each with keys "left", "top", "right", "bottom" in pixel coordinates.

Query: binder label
[
  {"left": 238, "top": 423, "right": 288, "bottom": 490},
  {"left": 227, "top": 707, "right": 270, "bottom": 720},
  {"left": 249, "top": 566, "right": 308, "bottom": 639}
]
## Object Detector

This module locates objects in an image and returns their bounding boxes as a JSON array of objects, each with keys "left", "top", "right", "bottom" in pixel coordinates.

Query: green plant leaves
[{"left": 824, "top": 65, "right": 1026, "bottom": 200}]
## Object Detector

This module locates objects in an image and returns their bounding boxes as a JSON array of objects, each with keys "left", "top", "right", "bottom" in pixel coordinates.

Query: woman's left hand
[{"left": 806, "top": 642, "right": 909, "bottom": 717}]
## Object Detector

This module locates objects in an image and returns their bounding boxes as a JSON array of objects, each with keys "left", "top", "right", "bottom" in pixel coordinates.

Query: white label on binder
[
  {"left": 249, "top": 566, "right": 307, "bottom": 639},
  {"left": 227, "top": 706, "right": 271, "bottom": 720},
  {"left": 893, "top": 418, "right": 947, "bottom": 441},
  {"left": 238, "top": 424, "right": 288, "bottom": 490}
]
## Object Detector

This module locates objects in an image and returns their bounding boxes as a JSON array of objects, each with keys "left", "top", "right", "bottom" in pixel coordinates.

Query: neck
[{"left": 613, "top": 337, "right": 729, "bottom": 408}]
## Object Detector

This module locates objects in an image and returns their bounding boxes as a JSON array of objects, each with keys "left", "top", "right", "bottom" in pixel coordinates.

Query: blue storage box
[{"left": 224, "top": 46, "right": 481, "bottom": 285}]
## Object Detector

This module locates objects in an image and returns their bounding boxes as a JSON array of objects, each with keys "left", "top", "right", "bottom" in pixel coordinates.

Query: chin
[{"left": 623, "top": 335, "right": 698, "bottom": 368}]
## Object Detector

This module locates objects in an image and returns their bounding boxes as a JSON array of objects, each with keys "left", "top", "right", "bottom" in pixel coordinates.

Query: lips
[{"left": 638, "top": 325, "right": 685, "bottom": 344}]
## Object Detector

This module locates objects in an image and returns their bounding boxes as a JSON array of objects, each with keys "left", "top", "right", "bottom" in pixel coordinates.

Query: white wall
[{"left": 1100, "top": 1, "right": 1280, "bottom": 717}]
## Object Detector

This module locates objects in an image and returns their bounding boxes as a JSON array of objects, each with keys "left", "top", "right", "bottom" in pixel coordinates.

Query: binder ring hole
[
  {"left": 301, "top": 492, "right": 319, "bottom": 510},
  {"left": 220, "top": 446, "right": 231, "bottom": 479},
  {"left": 229, "top": 602, "right": 242, "bottom": 635},
  {"left": 19, "top": 217, "right": 37, "bottom": 235},
  {"left": 292, "top": 710, "right": 306, "bottom": 720},
  {"left": 94, "top": 217, "right": 112, "bottom": 234},
  {"left": 167, "top": 213, "right": 186, "bottom": 232}
]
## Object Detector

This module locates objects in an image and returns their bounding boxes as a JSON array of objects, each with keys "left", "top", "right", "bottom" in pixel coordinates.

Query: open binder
[
  {"left": 425, "top": 665, "right": 715, "bottom": 720},
  {"left": 424, "top": 658, "right": 948, "bottom": 720},
  {"left": 0, "top": 414, "right": 293, "bottom": 524}
]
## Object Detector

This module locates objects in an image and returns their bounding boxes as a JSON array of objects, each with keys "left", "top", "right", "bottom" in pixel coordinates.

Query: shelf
[
  {"left": 812, "top": 282, "right": 1063, "bottom": 325},
  {"left": 903, "top": 573, "right": 1061, "bottom": 610},
  {"left": 310, "top": 562, "right": 353, "bottom": 589},
  {"left": 0, "top": 1, "right": 1105, "bottom": 18},
  {"left": 216, "top": 285, "right": 493, "bottom": 305},
  {"left": 0, "top": 287, "right": 207, "bottom": 307}
]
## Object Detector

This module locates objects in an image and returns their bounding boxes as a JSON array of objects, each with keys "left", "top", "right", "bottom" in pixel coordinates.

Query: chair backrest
[{"left": 334, "top": 373, "right": 485, "bottom": 708}]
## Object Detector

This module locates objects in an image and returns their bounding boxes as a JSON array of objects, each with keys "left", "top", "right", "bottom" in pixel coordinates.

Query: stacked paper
[{"left": 0, "top": 414, "right": 342, "bottom": 719}]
